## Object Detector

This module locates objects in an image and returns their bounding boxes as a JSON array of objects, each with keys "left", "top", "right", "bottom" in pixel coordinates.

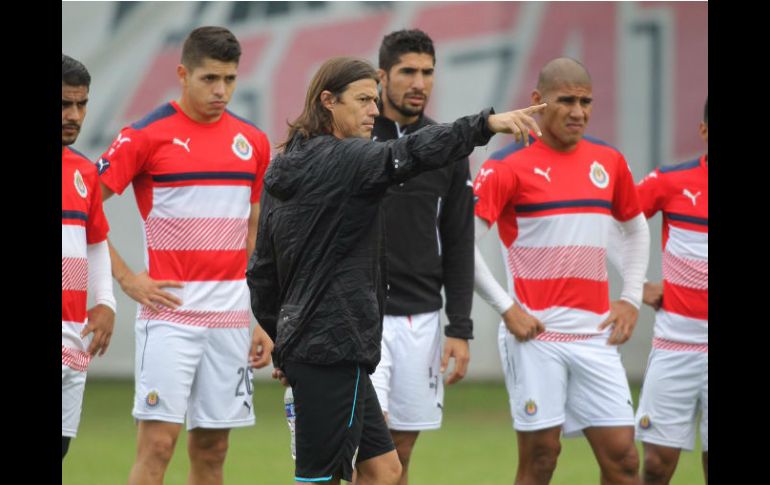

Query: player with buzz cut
[{"left": 473, "top": 57, "right": 650, "bottom": 484}]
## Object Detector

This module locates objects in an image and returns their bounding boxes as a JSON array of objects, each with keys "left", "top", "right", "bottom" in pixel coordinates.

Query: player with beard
[{"left": 369, "top": 30, "right": 474, "bottom": 485}]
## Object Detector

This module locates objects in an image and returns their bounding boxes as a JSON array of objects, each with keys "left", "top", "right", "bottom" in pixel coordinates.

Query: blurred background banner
[{"left": 62, "top": 1, "right": 707, "bottom": 380}]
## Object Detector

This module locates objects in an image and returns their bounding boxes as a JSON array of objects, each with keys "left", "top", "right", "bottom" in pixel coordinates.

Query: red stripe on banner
[
  {"left": 662, "top": 282, "right": 708, "bottom": 320},
  {"left": 138, "top": 307, "right": 250, "bottom": 328},
  {"left": 62, "top": 346, "right": 91, "bottom": 371},
  {"left": 514, "top": 278, "right": 610, "bottom": 313},
  {"left": 413, "top": 3, "right": 521, "bottom": 43},
  {"left": 663, "top": 251, "right": 708, "bottom": 290},
  {"left": 507, "top": 245, "right": 607, "bottom": 281},
  {"left": 147, "top": 249, "right": 247, "bottom": 282},
  {"left": 535, "top": 331, "right": 597, "bottom": 342},
  {"left": 653, "top": 337, "right": 708, "bottom": 353},
  {"left": 272, "top": 14, "right": 391, "bottom": 144},
  {"left": 62, "top": 290, "right": 87, "bottom": 323},
  {"left": 62, "top": 257, "right": 88, "bottom": 291},
  {"left": 145, "top": 217, "right": 248, "bottom": 251}
]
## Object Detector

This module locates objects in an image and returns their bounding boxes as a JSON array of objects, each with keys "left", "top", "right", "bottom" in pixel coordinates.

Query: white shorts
[
  {"left": 635, "top": 348, "right": 708, "bottom": 451},
  {"left": 62, "top": 365, "right": 87, "bottom": 438},
  {"left": 498, "top": 323, "right": 635, "bottom": 436},
  {"left": 133, "top": 319, "right": 255, "bottom": 430},
  {"left": 371, "top": 311, "right": 444, "bottom": 431}
]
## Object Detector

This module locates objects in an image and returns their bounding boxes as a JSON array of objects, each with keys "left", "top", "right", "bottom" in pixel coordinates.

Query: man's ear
[
  {"left": 531, "top": 89, "right": 543, "bottom": 106},
  {"left": 377, "top": 68, "right": 387, "bottom": 84},
  {"left": 320, "top": 90, "right": 336, "bottom": 112},
  {"left": 177, "top": 64, "right": 188, "bottom": 88}
]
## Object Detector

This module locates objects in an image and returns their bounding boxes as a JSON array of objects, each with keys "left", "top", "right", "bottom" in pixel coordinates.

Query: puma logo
[
  {"left": 116, "top": 132, "right": 131, "bottom": 146},
  {"left": 173, "top": 137, "right": 191, "bottom": 153},
  {"left": 534, "top": 166, "right": 551, "bottom": 182},
  {"left": 475, "top": 167, "right": 495, "bottom": 190},
  {"left": 683, "top": 189, "right": 701, "bottom": 206},
  {"left": 96, "top": 158, "right": 110, "bottom": 175},
  {"left": 108, "top": 132, "right": 132, "bottom": 156}
]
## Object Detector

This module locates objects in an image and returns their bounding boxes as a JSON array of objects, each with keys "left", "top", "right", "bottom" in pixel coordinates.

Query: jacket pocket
[{"left": 276, "top": 304, "right": 303, "bottom": 343}]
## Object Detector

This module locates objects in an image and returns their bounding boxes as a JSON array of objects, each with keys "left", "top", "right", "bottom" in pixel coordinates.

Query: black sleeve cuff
[
  {"left": 479, "top": 107, "right": 496, "bottom": 142},
  {"left": 444, "top": 315, "right": 474, "bottom": 340}
]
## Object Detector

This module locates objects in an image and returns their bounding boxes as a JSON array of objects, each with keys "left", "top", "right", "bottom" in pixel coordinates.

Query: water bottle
[{"left": 284, "top": 386, "right": 296, "bottom": 460}]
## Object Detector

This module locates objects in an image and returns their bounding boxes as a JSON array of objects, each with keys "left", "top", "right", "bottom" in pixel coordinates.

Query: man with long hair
[{"left": 248, "top": 55, "right": 545, "bottom": 485}]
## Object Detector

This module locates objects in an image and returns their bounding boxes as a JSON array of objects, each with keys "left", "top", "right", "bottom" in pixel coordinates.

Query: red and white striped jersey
[
  {"left": 98, "top": 101, "right": 270, "bottom": 328},
  {"left": 62, "top": 146, "right": 110, "bottom": 371},
  {"left": 474, "top": 136, "right": 641, "bottom": 335},
  {"left": 638, "top": 155, "right": 708, "bottom": 347}
]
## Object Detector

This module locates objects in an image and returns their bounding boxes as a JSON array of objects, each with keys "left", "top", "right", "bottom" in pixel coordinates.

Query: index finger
[
  {"left": 609, "top": 319, "right": 628, "bottom": 344},
  {"left": 252, "top": 352, "right": 271, "bottom": 369},
  {"left": 155, "top": 289, "right": 183, "bottom": 306},
  {"left": 440, "top": 346, "right": 451, "bottom": 372},
  {"left": 155, "top": 280, "right": 185, "bottom": 289},
  {"left": 99, "top": 334, "right": 112, "bottom": 357},
  {"left": 521, "top": 116, "right": 543, "bottom": 138},
  {"left": 87, "top": 331, "right": 104, "bottom": 356},
  {"left": 448, "top": 358, "right": 469, "bottom": 385},
  {"left": 445, "top": 362, "right": 461, "bottom": 385},
  {"left": 520, "top": 103, "right": 547, "bottom": 114},
  {"left": 597, "top": 313, "right": 615, "bottom": 331},
  {"left": 608, "top": 328, "right": 624, "bottom": 345}
]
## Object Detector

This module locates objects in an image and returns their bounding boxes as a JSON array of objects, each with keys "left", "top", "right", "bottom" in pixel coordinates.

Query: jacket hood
[{"left": 263, "top": 134, "right": 317, "bottom": 201}]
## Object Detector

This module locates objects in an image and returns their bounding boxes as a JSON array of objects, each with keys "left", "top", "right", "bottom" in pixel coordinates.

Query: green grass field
[{"left": 63, "top": 380, "right": 704, "bottom": 485}]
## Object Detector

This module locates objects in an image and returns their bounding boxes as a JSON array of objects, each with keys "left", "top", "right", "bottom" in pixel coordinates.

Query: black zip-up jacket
[
  {"left": 247, "top": 109, "right": 494, "bottom": 373},
  {"left": 373, "top": 114, "right": 474, "bottom": 340}
]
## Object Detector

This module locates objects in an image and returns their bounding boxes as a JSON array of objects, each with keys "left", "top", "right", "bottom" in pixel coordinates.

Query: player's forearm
[
  {"left": 443, "top": 275, "right": 474, "bottom": 338},
  {"left": 475, "top": 245, "right": 514, "bottom": 314},
  {"left": 606, "top": 220, "right": 625, "bottom": 274},
  {"left": 371, "top": 110, "right": 495, "bottom": 189},
  {"left": 618, "top": 214, "right": 650, "bottom": 309},
  {"left": 441, "top": 226, "right": 475, "bottom": 337},
  {"left": 107, "top": 239, "right": 135, "bottom": 288},
  {"left": 87, "top": 240, "right": 117, "bottom": 312},
  {"left": 473, "top": 216, "right": 514, "bottom": 314},
  {"left": 443, "top": 266, "right": 474, "bottom": 338},
  {"left": 246, "top": 233, "right": 280, "bottom": 342}
]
